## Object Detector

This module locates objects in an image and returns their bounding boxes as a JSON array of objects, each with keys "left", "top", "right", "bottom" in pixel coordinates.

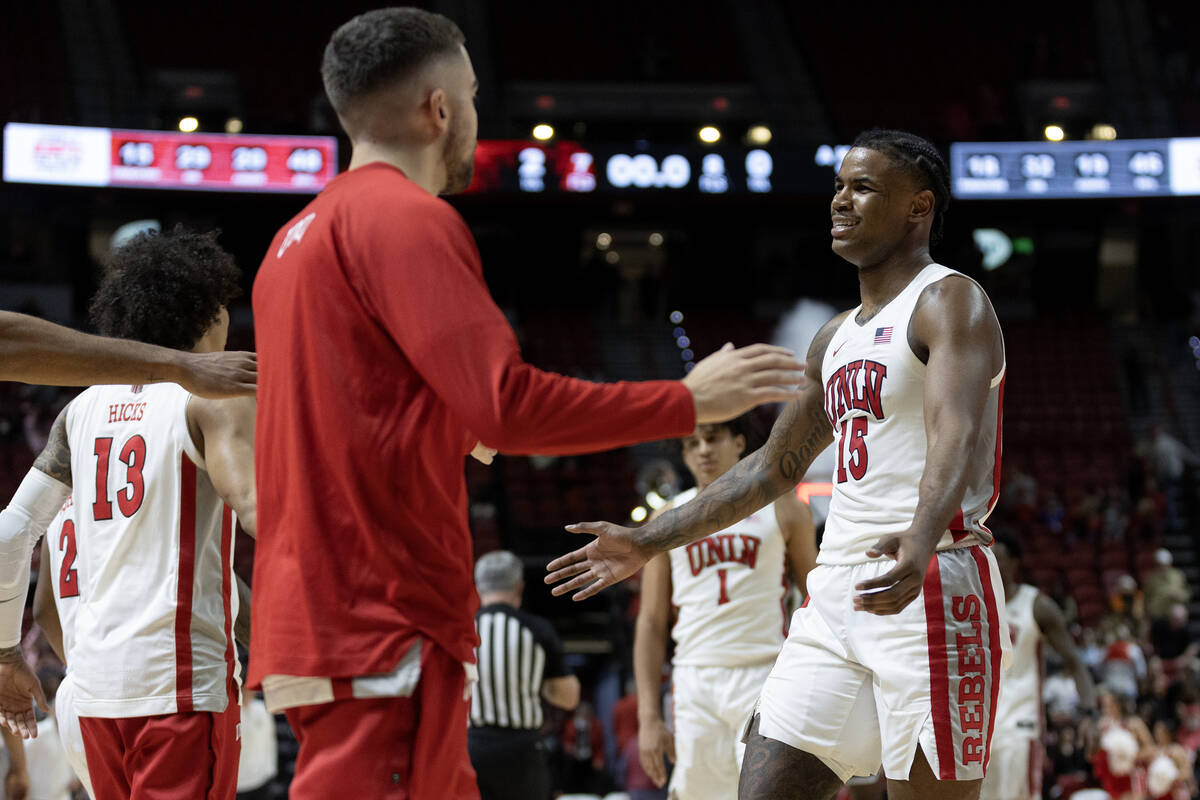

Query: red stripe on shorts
[
  {"left": 969, "top": 546, "right": 1003, "bottom": 774},
  {"left": 922, "top": 555, "right": 955, "bottom": 780}
]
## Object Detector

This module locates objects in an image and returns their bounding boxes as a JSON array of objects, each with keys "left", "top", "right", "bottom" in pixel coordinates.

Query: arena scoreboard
[
  {"left": 9, "top": 121, "right": 1200, "bottom": 201},
  {"left": 3, "top": 122, "right": 337, "bottom": 193},
  {"left": 951, "top": 137, "right": 1200, "bottom": 199},
  {"left": 462, "top": 139, "right": 833, "bottom": 195}
]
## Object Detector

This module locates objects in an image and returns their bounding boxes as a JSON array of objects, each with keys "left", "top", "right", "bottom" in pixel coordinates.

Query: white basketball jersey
[
  {"left": 45, "top": 498, "right": 80, "bottom": 664},
  {"left": 64, "top": 383, "right": 238, "bottom": 718},
  {"left": 667, "top": 487, "right": 788, "bottom": 667},
  {"left": 994, "top": 583, "right": 1043, "bottom": 737},
  {"left": 819, "top": 264, "right": 1004, "bottom": 565}
]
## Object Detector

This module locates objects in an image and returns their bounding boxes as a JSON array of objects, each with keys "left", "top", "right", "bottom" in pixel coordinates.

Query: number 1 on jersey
[{"left": 717, "top": 568, "right": 730, "bottom": 605}]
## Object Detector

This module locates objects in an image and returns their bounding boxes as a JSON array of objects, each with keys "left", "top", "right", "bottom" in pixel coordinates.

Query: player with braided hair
[
  {"left": 849, "top": 129, "right": 952, "bottom": 245},
  {"left": 549, "top": 128, "right": 1009, "bottom": 800}
]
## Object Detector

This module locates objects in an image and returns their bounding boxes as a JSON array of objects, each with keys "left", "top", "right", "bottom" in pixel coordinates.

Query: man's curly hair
[{"left": 89, "top": 226, "right": 242, "bottom": 350}]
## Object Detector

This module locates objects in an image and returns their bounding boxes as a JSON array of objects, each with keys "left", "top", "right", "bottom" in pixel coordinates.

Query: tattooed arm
[
  {"left": 32, "top": 410, "right": 72, "bottom": 487},
  {"left": 546, "top": 313, "right": 844, "bottom": 600}
]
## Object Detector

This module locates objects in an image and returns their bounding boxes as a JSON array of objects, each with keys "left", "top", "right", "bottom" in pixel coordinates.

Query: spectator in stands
[
  {"left": 1046, "top": 721, "right": 1089, "bottom": 789},
  {"left": 1152, "top": 427, "right": 1200, "bottom": 485},
  {"left": 1102, "top": 624, "right": 1148, "bottom": 703},
  {"left": 1151, "top": 426, "right": 1199, "bottom": 528},
  {"left": 1102, "top": 484, "right": 1131, "bottom": 543},
  {"left": 469, "top": 551, "right": 580, "bottom": 800},
  {"left": 1145, "top": 549, "right": 1192, "bottom": 620},
  {"left": 1145, "top": 718, "right": 1197, "bottom": 800},
  {"left": 1106, "top": 574, "right": 1148, "bottom": 642},
  {"left": 1093, "top": 690, "right": 1153, "bottom": 800},
  {"left": 1002, "top": 459, "right": 1038, "bottom": 518},
  {"left": 1151, "top": 604, "right": 1199, "bottom": 680}
]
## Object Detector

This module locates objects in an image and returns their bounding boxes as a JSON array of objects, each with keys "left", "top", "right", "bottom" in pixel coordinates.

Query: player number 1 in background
[{"left": 717, "top": 568, "right": 731, "bottom": 605}]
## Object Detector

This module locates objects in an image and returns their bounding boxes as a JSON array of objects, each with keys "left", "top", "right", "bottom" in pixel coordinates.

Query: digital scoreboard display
[
  {"left": 11, "top": 122, "right": 1199, "bottom": 201},
  {"left": 462, "top": 140, "right": 836, "bottom": 196},
  {"left": 3, "top": 123, "right": 337, "bottom": 193},
  {"left": 951, "top": 138, "right": 1200, "bottom": 199}
]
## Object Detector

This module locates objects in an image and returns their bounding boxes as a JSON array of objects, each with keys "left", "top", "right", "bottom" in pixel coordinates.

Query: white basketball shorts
[
  {"left": 55, "top": 672, "right": 95, "bottom": 797},
  {"left": 669, "top": 661, "right": 774, "bottom": 800},
  {"left": 978, "top": 734, "right": 1042, "bottom": 800},
  {"left": 755, "top": 545, "right": 1010, "bottom": 783}
]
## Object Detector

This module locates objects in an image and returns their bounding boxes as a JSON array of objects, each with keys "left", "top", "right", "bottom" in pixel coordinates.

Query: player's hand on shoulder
[
  {"left": 637, "top": 716, "right": 675, "bottom": 788},
  {"left": 545, "top": 521, "right": 651, "bottom": 601},
  {"left": 684, "top": 342, "right": 804, "bottom": 423},
  {"left": 176, "top": 351, "right": 257, "bottom": 398},
  {"left": 0, "top": 650, "right": 48, "bottom": 739},
  {"left": 853, "top": 532, "right": 933, "bottom": 615}
]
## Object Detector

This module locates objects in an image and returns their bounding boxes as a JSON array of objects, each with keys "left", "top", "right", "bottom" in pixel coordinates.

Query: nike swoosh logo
[{"left": 831, "top": 342, "right": 845, "bottom": 358}]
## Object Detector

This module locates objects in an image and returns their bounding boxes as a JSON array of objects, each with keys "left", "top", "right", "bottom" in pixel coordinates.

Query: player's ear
[
  {"left": 426, "top": 87, "right": 450, "bottom": 136},
  {"left": 909, "top": 189, "right": 935, "bottom": 224},
  {"left": 734, "top": 434, "right": 746, "bottom": 458}
]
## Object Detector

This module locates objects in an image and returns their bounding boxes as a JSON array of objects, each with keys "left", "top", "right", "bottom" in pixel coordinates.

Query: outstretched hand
[
  {"left": 0, "top": 652, "right": 48, "bottom": 739},
  {"left": 853, "top": 533, "right": 935, "bottom": 616},
  {"left": 683, "top": 343, "right": 804, "bottom": 423},
  {"left": 545, "top": 521, "right": 652, "bottom": 601},
  {"left": 176, "top": 351, "right": 257, "bottom": 398}
]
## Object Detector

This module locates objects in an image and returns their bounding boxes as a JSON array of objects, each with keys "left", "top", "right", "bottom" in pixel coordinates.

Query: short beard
[{"left": 441, "top": 127, "right": 475, "bottom": 194}]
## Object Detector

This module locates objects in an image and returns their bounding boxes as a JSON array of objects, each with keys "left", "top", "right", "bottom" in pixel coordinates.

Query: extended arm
[
  {"left": 0, "top": 415, "right": 66, "bottom": 736},
  {"left": 32, "top": 539, "right": 64, "bottom": 665},
  {"left": 0, "top": 311, "right": 256, "bottom": 397},
  {"left": 1035, "top": 591, "right": 1097, "bottom": 712},
  {"left": 188, "top": 396, "right": 256, "bottom": 537},
  {"left": 359, "top": 206, "right": 802, "bottom": 456},
  {"left": 546, "top": 313, "right": 842, "bottom": 601},
  {"left": 633, "top": 552, "right": 675, "bottom": 787},
  {"left": 776, "top": 493, "right": 817, "bottom": 593},
  {"left": 853, "top": 277, "right": 1004, "bottom": 615}
]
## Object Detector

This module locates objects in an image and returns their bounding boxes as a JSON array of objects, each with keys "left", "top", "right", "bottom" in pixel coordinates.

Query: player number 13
[{"left": 92, "top": 435, "right": 147, "bottom": 520}]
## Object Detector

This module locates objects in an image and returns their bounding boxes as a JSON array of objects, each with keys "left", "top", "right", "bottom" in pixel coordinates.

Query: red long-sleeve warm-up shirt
[{"left": 248, "top": 163, "right": 695, "bottom": 684}]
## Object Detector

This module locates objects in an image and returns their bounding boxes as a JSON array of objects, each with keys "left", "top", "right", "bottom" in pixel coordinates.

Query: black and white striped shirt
[{"left": 470, "top": 603, "right": 569, "bottom": 730}]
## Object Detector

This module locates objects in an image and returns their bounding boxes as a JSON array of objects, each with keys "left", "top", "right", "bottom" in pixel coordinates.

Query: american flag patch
[{"left": 874, "top": 326, "right": 893, "bottom": 344}]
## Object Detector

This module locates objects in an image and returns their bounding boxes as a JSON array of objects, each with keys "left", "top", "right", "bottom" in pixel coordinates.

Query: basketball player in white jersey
[
  {"left": 980, "top": 532, "right": 1096, "bottom": 800},
  {"left": 549, "top": 129, "right": 1010, "bottom": 800},
  {"left": 0, "top": 228, "right": 256, "bottom": 800},
  {"left": 31, "top": 498, "right": 94, "bottom": 797},
  {"left": 635, "top": 415, "right": 815, "bottom": 798}
]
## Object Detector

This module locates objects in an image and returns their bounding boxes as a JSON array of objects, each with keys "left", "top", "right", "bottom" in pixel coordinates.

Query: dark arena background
[{"left": 2, "top": 1, "right": 1199, "bottom": 798}]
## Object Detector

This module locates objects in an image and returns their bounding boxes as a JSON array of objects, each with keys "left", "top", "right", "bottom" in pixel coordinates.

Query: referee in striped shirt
[{"left": 470, "top": 550, "right": 580, "bottom": 800}]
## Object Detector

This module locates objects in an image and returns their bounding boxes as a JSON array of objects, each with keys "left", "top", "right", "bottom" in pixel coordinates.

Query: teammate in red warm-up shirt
[{"left": 248, "top": 9, "right": 803, "bottom": 800}]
